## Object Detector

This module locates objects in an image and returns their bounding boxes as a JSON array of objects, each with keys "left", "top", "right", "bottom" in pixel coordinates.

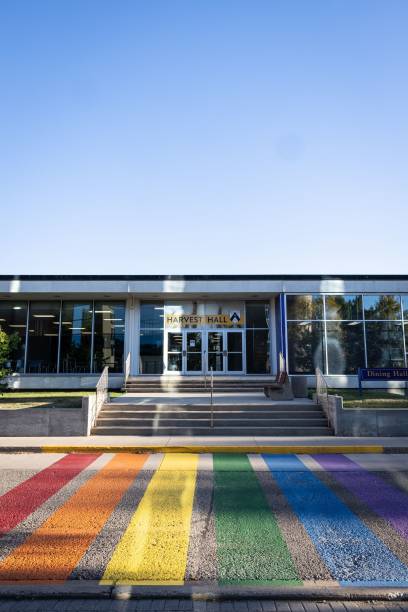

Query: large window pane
[
  {"left": 93, "top": 302, "right": 125, "bottom": 373},
  {"left": 325, "top": 295, "right": 362, "bottom": 320},
  {"left": 326, "top": 322, "right": 365, "bottom": 374},
  {"left": 287, "top": 322, "right": 325, "bottom": 374},
  {"left": 286, "top": 295, "right": 323, "bottom": 320},
  {"left": 26, "top": 301, "right": 61, "bottom": 373},
  {"left": 405, "top": 323, "right": 408, "bottom": 363},
  {"left": 0, "top": 301, "right": 28, "bottom": 373},
  {"left": 246, "top": 329, "right": 270, "bottom": 373},
  {"left": 365, "top": 322, "right": 405, "bottom": 368},
  {"left": 204, "top": 301, "right": 244, "bottom": 328},
  {"left": 402, "top": 296, "right": 408, "bottom": 320},
  {"left": 59, "top": 302, "right": 92, "bottom": 373},
  {"left": 140, "top": 331, "right": 163, "bottom": 374},
  {"left": 140, "top": 302, "right": 164, "bottom": 329},
  {"left": 364, "top": 295, "right": 402, "bottom": 320},
  {"left": 246, "top": 302, "right": 270, "bottom": 328}
]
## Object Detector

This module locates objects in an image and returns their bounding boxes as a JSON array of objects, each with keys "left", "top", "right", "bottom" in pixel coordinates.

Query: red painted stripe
[{"left": 0, "top": 453, "right": 99, "bottom": 535}]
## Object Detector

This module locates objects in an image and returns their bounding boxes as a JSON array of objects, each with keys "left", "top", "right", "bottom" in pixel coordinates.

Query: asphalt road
[{"left": 1, "top": 452, "right": 408, "bottom": 587}]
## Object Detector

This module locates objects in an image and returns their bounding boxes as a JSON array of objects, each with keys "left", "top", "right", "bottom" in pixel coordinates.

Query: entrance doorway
[
  {"left": 165, "top": 330, "right": 244, "bottom": 375},
  {"left": 166, "top": 331, "right": 203, "bottom": 374},
  {"left": 207, "top": 330, "right": 244, "bottom": 374}
]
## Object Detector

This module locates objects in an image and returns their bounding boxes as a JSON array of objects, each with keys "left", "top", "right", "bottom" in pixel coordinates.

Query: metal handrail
[
  {"left": 315, "top": 367, "right": 329, "bottom": 405},
  {"left": 95, "top": 366, "right": 109, "bottom": 417},
  {"left": 125, "top": 352, "right": 131, "bottom": 383},
  {"left": 210, "top": 366, "right": 214, "bottom": 427}
]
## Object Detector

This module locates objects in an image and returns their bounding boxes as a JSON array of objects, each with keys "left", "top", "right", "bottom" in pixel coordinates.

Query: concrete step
[
  {"left": 91, "top": 426, "right": 333, "bottom": 436},
  {"left": 102, "top": 404, "right": 320, "bottom": 413},
  {"left": 100, "top": 410, "right": 323, "bottom": 418},
  {"left": 95, "top": 417, "right": 329, "bottom": 427},
  {"left": 123, "top": 387, "right": 265, "bottom": 393}
]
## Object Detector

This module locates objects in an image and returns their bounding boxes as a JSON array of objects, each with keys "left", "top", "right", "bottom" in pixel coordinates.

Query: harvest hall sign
[{"left": 165, "top": 311, "right": 243, "bottom": 328}]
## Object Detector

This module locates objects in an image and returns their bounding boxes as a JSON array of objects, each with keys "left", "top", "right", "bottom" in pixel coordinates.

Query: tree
[{"left": 0, "top": 330, "right": 20, "bottom": 387}]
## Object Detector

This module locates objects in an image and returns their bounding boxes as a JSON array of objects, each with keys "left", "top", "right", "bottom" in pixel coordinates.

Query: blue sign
[
  {"left": 358, "top": 368, "right": 408, "bottom": 396},
  {"left": 359, "top": 368, "right": 408, "bottom": 381}
]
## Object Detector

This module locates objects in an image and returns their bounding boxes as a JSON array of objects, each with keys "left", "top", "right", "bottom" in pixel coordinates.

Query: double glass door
[
  {"left": 167, "top": 331, "right": 203, "bottom": 373},
  {"left": 207, "top": 331, "right": 243, "bottom": 373},
  {"left": 166, "top": 330, "right": 244, "bottom": 374}
]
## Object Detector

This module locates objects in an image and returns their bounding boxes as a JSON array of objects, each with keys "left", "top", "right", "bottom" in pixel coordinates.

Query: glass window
[
  {"left": 204, "top": 301, "right": 245, "bottom": 328},
  {"left": 168, "top": 332, "right": 183, "bottom": 352},
  {"left": 364, "top": 295, "right": 402, "bottom": 320},
  {"left": 287, "top": 322, "right": 325, "bottom": 374},
  {"left": 405, "top": 323, "right": 408, "bottom": 362},
  {"left": 93, "top": 302, "right": 125, "bottom": 373},
  {"left": 402, "top": 296, "right": 408, "bottom": 320},
  {"left": 165, "top": 301, "right": 205, "bottom": 328},
  {"left": 208, "top": 332, "right": 223, "bottom": 352},
  {"left": 140, "top": 331, "right": 163, "bottom": 374},
  {"left": 0, "top": 301, "right": 28, "bottom": 373},
  {"left": 246, "top": 302, "right": 270, "bottom": 328},
  {"left": 26, "top": 301, "right": 61, "bottom": 373},
  {"left": 365, "top": 322, "right": 405, "bottom": 368},
  {"left": 140, "top": 302, "right": 164, "bottom": 329},
  {"left": 246, "top": 329, "right": 270, "bottom": 374},
  {"left": 326, "top": 322, "right": 365, "bottom": 374},
  {"left": 325, "top": 295, "right": 363, "bottom": 321},
  {"left": 286, "top": 295, "right": 323, "bottom": 320},
  {"left": 59, "top": 302, "right": 92, "bottom": 373}
]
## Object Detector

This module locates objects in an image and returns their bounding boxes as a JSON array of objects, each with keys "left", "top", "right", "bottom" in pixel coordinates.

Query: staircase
[
  {"left": 92, "top": 400, "right": 333, "bottom": 436},
  {"left": 123, "top": 376, "right": 273, "bottom": 394}
]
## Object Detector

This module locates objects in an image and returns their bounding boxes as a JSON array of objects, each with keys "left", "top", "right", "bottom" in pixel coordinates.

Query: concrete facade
[{"left": 1, "top": 275, "right": 408, "bottom": 389}]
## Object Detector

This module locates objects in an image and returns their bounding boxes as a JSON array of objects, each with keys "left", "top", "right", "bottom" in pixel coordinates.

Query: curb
[
  {"left": 0, "top": 445, "right": 389, "bottom": 454},
  {"left": 1, "top": 584, "right": 408, "bottom": 601}
]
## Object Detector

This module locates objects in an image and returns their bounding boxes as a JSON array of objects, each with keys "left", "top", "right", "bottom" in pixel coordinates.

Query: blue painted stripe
[
  {"left": 263, "top": 454, "right": 408, "bottom": 584},
  {"left": 340, "top": 581, "right": 408, "bottom": 587}
]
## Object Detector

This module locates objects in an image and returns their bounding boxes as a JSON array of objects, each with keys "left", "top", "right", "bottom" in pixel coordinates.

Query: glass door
[
  {"left": 226, "top": 330, "right": 244, "bottom": 373},
  {"left": 186, "top": 331, "right": 203, "bottom": 373},
  {"left": 167, "top": 332, "right": 183, "bottom": 372},
  {"left": 207, "top": 331, "right": 225, "bottom": 373}
]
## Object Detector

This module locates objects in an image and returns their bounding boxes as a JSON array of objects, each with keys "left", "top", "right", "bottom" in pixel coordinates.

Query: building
[{"left": 1, "top": 274, "right": 407, "bottom": 390}]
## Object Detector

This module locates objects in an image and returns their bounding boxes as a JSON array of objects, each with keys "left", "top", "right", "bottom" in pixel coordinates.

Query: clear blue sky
[{"left": 1, "top": 0, "right": 407, "bottom": 274}]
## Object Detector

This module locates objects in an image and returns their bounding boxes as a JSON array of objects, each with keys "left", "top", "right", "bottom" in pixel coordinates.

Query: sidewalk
[{"left": 1, "top": 435, "right": 408, "bottom": 453}]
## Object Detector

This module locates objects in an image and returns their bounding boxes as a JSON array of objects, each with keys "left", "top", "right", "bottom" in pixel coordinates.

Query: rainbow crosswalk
[{"left": 1, "top": 452, "right": 408, "bottom": 586}]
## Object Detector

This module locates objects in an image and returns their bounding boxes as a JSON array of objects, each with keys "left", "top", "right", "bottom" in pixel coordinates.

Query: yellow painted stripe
[
  {"left": 39, "top": 445, "right": 384, "bottom": 455},
  {"left": 102, "top": 453, "right": 198, "bottom": 585}
]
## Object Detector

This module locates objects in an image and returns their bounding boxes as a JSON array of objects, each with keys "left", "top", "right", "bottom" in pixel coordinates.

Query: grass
[
  {"left": 0, "top": 389, "right": 124, "bottom": 410},
  {"left": 328, "top": 388, "right": 408, "bottom": 409}
]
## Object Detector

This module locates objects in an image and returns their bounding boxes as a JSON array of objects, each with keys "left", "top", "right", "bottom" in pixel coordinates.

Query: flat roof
[{"left": 1, "top": 275, "right": 408, "bottom": 281}]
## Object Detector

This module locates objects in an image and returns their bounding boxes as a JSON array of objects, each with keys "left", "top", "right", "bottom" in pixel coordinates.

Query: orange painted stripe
[{"left": 0, "top": 453, "right": 148, "bottom": 581}]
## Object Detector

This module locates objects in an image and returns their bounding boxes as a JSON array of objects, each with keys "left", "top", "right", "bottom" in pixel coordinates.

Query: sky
[{"left": 0, "top": 0, "right": 407, "bottom": 275}]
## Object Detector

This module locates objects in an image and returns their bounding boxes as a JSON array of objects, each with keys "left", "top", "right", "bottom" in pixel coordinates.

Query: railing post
[{"left": 210, "top": 366, "right": 214, "bottom": 428}]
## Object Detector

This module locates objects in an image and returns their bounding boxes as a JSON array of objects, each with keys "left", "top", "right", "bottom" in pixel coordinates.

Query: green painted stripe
[{"left": 213, "top": 454, "right": 301, "bottom": 586}]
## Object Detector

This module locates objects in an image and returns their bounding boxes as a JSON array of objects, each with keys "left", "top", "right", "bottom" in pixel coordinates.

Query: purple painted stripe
[{"left": 313, "top": 454, "right": 408, "bottom": 542}]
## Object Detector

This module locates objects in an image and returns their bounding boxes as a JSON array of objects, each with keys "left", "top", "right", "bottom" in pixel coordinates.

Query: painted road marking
[
  {"left": 0, "top": 453, "right": 99, "bottom": 536},
  {"left": 263, "top": 454, "right": 408, "bottom": 586},
  {"left": 0, "top": 454, "right": 66, "bottom": 497},
  {"left": 213, "top": 454, "right": 300, "bottom": 586},
  {"left": 0, "top": 454, "right": 148, "bottom": 581},
  {"left": 71, "top": 457, "right": 160, "bottom": 581},
  {"left": 314, "top": 454, "right": 408, "bottom": 543},
  {"left": 248, "top": 454, "right": 334, "bottom": 583},
  {"left": 185, "top": 454, "right": 217, "bottom": 582},
  {"left": 102, "top": 453, "right": 198, "bottom": 584},
  {"left": 34, "top": 445, "right": 384, "bottom": 454}
]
